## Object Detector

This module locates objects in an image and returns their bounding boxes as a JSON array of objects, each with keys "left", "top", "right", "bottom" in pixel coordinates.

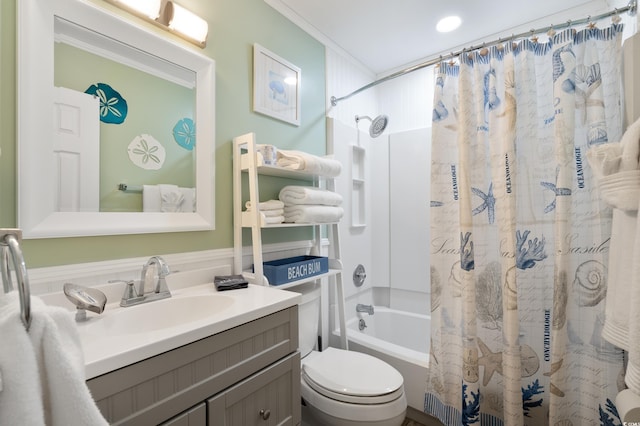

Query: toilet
[{"left": 296, "top": 284, "right": 407, "bottom": 426}]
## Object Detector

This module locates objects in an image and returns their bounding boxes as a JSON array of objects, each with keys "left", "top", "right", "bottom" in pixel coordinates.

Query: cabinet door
[
  {"left": 208, "top": 353, "right": 301, "bottom": 426},
  {"left": 161, "top": 403, "right": 206, "bottom": 426}
]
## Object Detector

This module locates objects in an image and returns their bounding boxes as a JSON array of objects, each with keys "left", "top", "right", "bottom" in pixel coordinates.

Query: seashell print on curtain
[{"left": 426, "top": 23, "right": 625, "bottom": 425}]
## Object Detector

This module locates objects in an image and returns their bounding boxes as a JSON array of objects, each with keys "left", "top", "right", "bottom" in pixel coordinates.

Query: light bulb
[
  {"left": 117, "top": 0, "right": 161, "bottom": 20},
  {"left": 168, "top": 2, "right": 209, "bottom": 44}
]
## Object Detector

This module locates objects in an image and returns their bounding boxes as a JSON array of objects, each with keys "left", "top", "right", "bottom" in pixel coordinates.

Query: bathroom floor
[
  {"left": 402, "top": 419, "right": 428, "bottom": 426},
  {"left": 302, "top": 418, "right": 427, "bottom": 426},
  {"left": 302, "top": 406, "right": 429, "bottom": 426}
]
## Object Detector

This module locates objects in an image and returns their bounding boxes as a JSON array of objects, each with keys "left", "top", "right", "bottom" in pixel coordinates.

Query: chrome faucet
[
  {"left": 140, "top": 255, "right": 171, "bottom": 295},
  {"left": 63, "top": 283, "right": 107, "bottom": 322},
  {"left": 356, "top": 303, "right": 374, "bottom": 315},
  {"left": 120, "top": 256, "right": 172, "bottom": 307}
]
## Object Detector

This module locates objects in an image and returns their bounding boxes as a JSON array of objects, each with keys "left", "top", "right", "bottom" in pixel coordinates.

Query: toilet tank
[{"left": 294, "top": 283, "right": 321, "bottom": 358}]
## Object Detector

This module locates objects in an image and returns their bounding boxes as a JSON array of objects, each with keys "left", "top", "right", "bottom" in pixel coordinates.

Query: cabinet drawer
[
  {"left": 208, "top": 352, "right": 301, "bottom": 426},
  {"left": 161, "top": 403, "right": 206, "bottom": 426},
  {"left": 87, "top": 306, "right": 298, "bottom": 425}
]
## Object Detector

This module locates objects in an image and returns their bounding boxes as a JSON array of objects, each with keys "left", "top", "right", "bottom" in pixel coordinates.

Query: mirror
[{"left": 18, "top": 0, "right": 215, "bottom": 238}]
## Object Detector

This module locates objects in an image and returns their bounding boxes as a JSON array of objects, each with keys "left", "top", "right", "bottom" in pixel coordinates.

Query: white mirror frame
[{"left": 17, "top": 0, "right": 215, "bottom": 238}]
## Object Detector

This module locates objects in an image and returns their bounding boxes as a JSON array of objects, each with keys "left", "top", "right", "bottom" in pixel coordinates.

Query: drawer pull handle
[{"left": 259, "top": 409, "right": 271, "bottom": 420}]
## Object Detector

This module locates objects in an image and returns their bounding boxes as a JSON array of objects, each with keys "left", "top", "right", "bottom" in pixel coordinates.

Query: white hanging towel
[
  {"left": 180, "top": 187, "right": 196, "bottom": 212},
  {"left": 0, "top": 292, "right": 108, "bottom": 426},
  {"left": 143, "top": 184, "right": 162, "bottom": 212},
  {"left": 279, "top": 185, "right": 343, "bottom": 206},
  {"left": 159, "top": 184, "right": 185, "bottom": 212},
  {"left": 0, "top": 293, "right": 45, "bottom": 425},
  {"left": 587, "top": 116, "right": 640, "bottom": 394},
  {"left": 276, "top": 149, "right": 342, "bottom": 177}
]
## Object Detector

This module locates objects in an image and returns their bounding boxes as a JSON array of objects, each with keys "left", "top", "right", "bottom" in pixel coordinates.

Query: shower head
[{"left": 355, "top": 114, "right": 389, "bottom": 138}]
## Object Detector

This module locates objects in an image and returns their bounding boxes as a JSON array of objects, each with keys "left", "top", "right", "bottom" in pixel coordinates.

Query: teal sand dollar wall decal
[
  {"left": 127, "top": 134, "right": 166, "bottom": 170},
  {"left": 85, "top": 82, "right": 128, "bottom": 124},
  {"left": 173, "top": 118, "right": 196, "bottom": 151}
]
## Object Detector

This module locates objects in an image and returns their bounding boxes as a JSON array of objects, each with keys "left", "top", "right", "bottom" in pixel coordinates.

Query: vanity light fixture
[{"left": 105, "top": 0, "right": 209, "bottom": 48}]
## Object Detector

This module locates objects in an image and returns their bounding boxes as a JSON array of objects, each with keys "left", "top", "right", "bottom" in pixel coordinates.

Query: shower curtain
[{"left": 426, "top": 24, "right": 626, "bottom": 425}]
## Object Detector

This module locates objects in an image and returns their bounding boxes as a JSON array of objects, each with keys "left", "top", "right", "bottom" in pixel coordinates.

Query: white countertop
[{"left": 42, "top": 272, "right": 301, "bottom": 380}]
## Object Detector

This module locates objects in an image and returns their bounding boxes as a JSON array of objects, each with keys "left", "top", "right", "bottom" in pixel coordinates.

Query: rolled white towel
[
  {"left": 284, "top": 205, "right": 344, "bottom": 223},
  {"left": 259, "top": 209, "right": 285, "bottom": 217},
  {"left": 279, "top": 186, "right": 343, "bottom": 206},
  {"left": 276, "top": 149, "right": 342, "bottom": 178},
  {"left": 245, "top": 199, "right": 285, "bottom": 211}
]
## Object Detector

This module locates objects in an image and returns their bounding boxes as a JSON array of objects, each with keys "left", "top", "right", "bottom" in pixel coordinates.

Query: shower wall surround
[{"left": 326, "top": 46, "right": 434, "bottom": 315}]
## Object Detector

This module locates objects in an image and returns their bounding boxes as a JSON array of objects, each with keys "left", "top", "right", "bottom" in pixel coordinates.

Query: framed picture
[{"left": 253, "top": 43, "right": 301, "bottom": 126}]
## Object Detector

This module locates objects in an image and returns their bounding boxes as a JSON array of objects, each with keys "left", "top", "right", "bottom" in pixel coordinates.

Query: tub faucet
[{"left": 356, "top": 303, "right": 374, "bottom": 315}]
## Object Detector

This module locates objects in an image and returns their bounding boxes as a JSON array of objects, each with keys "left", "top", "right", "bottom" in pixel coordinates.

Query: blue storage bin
[{"left": 257, "top": 255, "right": 329, "bottom": 285}]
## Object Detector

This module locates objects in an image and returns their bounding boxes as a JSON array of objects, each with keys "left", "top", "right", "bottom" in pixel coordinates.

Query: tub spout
[{"left": 356, "top": 303, "right": 374, "bottom": 315}]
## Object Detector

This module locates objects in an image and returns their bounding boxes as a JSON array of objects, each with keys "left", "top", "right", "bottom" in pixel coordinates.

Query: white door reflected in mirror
[{"left": 53, "top": 87, "right": 100, "bottom": 212}]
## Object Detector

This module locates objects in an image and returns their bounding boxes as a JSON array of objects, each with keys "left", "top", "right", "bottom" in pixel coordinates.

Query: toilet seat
[{"left": 302, "top": 347, "right": 404, "bottom": 404}]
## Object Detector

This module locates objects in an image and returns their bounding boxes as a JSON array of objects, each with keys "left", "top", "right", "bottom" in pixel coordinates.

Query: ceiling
[{"left": 268, "top": 0, "right": 626, "bottom": 75}]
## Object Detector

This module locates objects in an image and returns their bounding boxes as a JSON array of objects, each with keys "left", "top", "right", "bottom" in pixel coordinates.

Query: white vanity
[{"left": 56, "top": 276, "right": 301, "bottom": 425}]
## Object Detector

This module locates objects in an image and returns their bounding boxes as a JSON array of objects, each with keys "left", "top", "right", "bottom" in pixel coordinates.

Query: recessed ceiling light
[{"left": 436, "top": 15, "right": 461, "bottom": 33}]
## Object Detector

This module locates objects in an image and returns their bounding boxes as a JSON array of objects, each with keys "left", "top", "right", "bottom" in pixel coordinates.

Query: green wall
[
  {"left": 0, "top": 0, "right": 326, "bottom": 267},
  {"left": 55, "top": 42, "right": 196, "bottom": 212}
]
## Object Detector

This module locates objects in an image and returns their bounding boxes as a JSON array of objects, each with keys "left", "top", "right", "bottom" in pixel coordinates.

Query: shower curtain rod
[{"left": 330, "top": 0, "right": 637, "bottom": 106}]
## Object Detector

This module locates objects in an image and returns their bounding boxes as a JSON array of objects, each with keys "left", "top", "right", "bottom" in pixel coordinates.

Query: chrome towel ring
[{"left": 1, "top": 229, "right": 31, "bottom": 330}]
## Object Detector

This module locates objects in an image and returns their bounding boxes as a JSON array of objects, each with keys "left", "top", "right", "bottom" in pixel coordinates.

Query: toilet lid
[{"left": 302, "top": 347, "right": 404, "bottom": 404}]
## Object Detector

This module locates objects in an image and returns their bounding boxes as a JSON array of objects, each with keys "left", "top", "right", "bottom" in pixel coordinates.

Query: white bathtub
[{"left": 333, "top": 307, "right": 430, "bottom": 412}]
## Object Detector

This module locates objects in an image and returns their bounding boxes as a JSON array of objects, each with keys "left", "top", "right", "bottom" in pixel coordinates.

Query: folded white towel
[
  {"left": 159, "top": 184, "right": 184, "bottom": 212},
  {"left": 276, "top": 149, "right": 342, "bottom": 178},
  {"left": 258, "top": 208, "right": 284, "bottom": 217},
  {"left": 283, "top": 205, "right": 344, "bottom": 223},
  {"left": 143, "top": 185, "right": 195, "bottom": 212},
  {"left": 0, "top": 293, "right": 108, "bottom": 426},
  {"left": 245, "top": 199, "right": 285, "bottom": 211},
  {"left": 279, "top": 186, "right": 343, "bottom": 206},
  {"left": 262, "top": 215, "right": 285, "bottom": 224}
]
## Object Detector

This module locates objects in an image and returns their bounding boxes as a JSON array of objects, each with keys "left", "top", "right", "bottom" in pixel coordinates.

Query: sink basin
[{"left": 82, "top": 294, "right": 234, "bottom": 335}]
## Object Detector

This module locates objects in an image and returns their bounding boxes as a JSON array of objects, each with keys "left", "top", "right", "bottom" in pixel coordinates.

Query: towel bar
[
  {"left": 1, "top": 229, "right": 31, "bottom": 330},
  {"left": 118, "top": 183, "right": 143, "bottom": 193}
]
